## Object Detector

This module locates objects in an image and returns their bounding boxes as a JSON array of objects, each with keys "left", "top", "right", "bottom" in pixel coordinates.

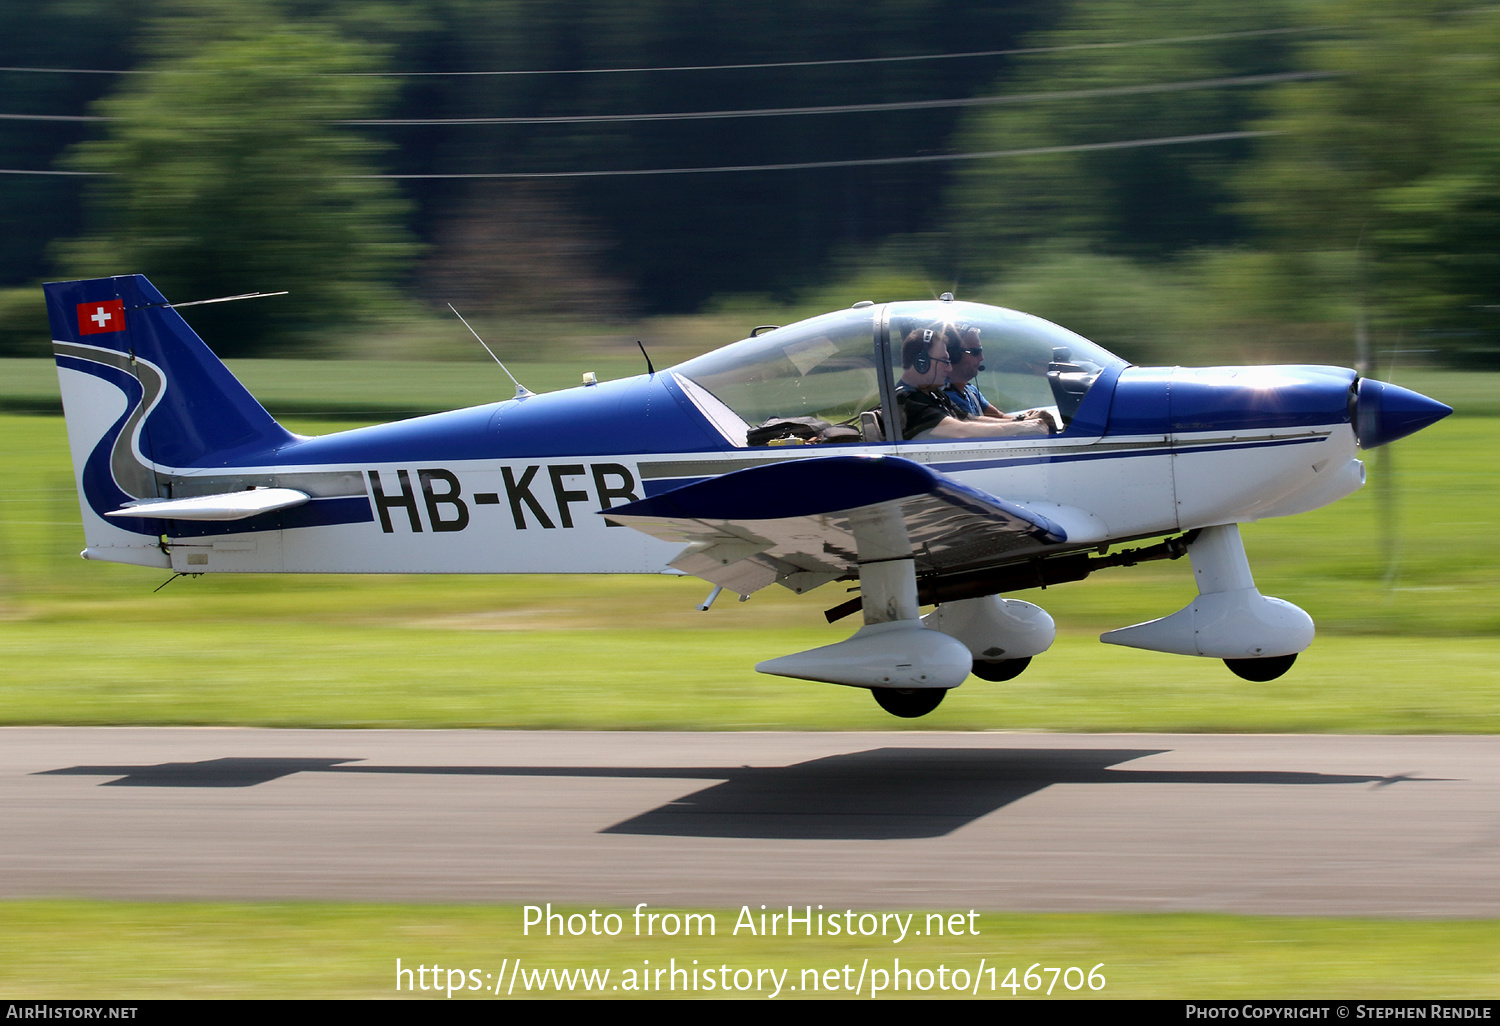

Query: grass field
[
  {"left": 0, "top": 362, "right": 1494, "bottom": 999},
  {"left": 2, "top": 902, "right": 1497, "bottom": 999}
]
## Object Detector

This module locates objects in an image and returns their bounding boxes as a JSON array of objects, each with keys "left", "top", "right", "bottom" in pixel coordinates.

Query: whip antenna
[
  {"left": 448, "top": 304, "right": 532, "bottom": 399},
  {"left": 166, "top": 291, "right": 289, "bottom": 309}
]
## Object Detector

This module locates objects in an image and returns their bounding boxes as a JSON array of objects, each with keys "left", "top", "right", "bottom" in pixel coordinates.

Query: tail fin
[{"left": 45, "top": 274, "right": 296, "bottom": 567}]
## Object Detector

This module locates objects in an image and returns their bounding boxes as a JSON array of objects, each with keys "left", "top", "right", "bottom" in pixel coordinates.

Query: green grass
[
  {"left": 2, "top": 902, "right": 1496, "bottom": 999},
  {"left": 2, "top": 622, "right": 1497, "bottom": 731}
]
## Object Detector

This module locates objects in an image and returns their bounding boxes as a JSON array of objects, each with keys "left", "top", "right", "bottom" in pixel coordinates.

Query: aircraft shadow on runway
[{"left": 36, "top": 748, "right": 1430, "bottom": 840}]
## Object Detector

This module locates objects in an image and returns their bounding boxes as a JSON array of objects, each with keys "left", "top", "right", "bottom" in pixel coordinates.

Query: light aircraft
[{"left": 45, "top": 274, "right": 1451, "bottom": 717}]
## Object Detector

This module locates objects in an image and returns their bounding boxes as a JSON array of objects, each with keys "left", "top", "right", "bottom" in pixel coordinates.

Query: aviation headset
[
  {"left": 910, "top": 324, "right": 968, "bottom": 375},
  {"left": 912, "top": 327, "right": 937, "bottom": 374}
]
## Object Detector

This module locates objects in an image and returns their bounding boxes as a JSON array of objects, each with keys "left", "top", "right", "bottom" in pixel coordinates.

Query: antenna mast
[{"left": 448, "top": 304, "right": 532, "bottom": 399}]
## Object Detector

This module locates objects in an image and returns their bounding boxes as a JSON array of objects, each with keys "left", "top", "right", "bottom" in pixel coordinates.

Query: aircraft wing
[{"left": 605, "top": 455, "right": 1068, "bottom": 596}]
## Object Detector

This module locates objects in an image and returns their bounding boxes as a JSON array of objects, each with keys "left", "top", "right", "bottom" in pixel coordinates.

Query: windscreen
[{"left": 888, "top": 300, "right": 1126, "bottom": 428}]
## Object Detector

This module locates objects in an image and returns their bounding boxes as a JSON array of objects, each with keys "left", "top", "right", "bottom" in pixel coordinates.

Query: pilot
[
  {"left": 944, "top": 324, "right": 1059, "bottom": 432},
  {"left": 896, "top": 325, "right": 1054, "bottom": 441}
]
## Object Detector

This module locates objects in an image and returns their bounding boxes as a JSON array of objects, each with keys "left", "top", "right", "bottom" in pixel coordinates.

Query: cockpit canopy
[{"left": 671, "top": 299, "right": 1127, "bottom": 446}]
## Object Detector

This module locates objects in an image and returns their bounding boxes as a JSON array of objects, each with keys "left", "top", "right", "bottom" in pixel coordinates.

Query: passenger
[
  {"left": 945, "top": 324, "right": 1059, "bottom": 432},
  {"left": 943, "top": 324, "right": 1002, "bottom": 418},
  {"left": 896, "top": 325, "right": 1053, "bottom": 440}
]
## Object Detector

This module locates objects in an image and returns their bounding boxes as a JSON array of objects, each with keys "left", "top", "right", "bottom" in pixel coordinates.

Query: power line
[
  {"left": 4, "top": 70, "right": 1331, "bottom": 127},
  {"left": 0, "top": 168, "right": 101, "bottom": 175},
  {"left": 0, "top": 66, "right": 142, "bottom": 75},
  {"left": 15, "top": 6, "right": 1496, "bottom": 81},
  {"left": 0, "top": 25, "right": 1326, "bottom": 79},
  {"left": 0, "top": 113, "right": 107, "bottom": 122},
  {"left": 351, "top": 130, "right": 1272, "bottom": 180},
  {"left": 341, "top": 71, "right": 1330, "bottom": 126},
  {"left": 346, "top": 3, "right": 1491, "bottom": 75},
  {"left": 0, "top": 129, "right": 1272, "bottom": 179},
  {"left": 0, "top": 28, "right": 1317, "bottom": 176},
  {"left": 356, "top": 26, "right": 1326, "bottom": 76}
]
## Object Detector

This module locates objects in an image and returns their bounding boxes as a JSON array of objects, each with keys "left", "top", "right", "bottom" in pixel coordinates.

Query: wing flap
[{"left": 606, "top": 455, "right": 1068, "bottom": 594}]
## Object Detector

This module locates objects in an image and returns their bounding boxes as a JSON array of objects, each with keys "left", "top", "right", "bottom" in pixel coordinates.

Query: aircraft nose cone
[{"left": 1355, "top": 377, "right": 1453, "bottom": 449}]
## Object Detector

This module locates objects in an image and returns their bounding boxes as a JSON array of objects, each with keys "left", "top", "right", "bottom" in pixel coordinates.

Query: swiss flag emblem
[{"left": 77, "top": 299, "right": 126, "bottom": 335}]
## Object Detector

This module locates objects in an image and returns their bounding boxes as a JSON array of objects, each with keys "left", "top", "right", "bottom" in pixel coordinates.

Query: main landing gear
[{"left": 758, "top": 507, "right": 1055, "bottom": 720}]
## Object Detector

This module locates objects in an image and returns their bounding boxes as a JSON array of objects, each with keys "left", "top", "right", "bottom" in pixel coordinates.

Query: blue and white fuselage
[{"left": 45, "top": 275, "right": 1450, "bottom": 716}]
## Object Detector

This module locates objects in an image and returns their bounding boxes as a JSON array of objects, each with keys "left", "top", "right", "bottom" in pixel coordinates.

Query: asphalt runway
[{"left": 2, "top": 728, "right": 1496, "bottom": 916}]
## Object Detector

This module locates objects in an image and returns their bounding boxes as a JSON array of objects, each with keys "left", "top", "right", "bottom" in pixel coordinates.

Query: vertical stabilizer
[{"left": 44, "top": 274, "right": 296, "bottom": 566}]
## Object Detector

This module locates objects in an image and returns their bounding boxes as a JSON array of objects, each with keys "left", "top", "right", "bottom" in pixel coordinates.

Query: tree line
[{"left": 2, "top": 0, "right": 1496, "bottom": 365}]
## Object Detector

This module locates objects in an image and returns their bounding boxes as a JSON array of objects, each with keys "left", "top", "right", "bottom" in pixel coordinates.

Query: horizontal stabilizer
[{"left": 107, "top": 487, "right": 309, "bottom": 522}]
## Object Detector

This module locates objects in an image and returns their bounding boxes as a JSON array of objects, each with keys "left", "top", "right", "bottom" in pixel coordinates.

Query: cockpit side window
[{"left": 672, "top": 307, "right": 881, "bottom": 447}]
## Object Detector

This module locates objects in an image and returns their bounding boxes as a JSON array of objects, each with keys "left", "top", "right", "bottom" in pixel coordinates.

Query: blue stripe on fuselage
[
  {"left": 638, "top": 430, "right": 1334, "bottom": 496},
  {"left": 925, "top": 431, "right": 1329, "bottom": 476}
]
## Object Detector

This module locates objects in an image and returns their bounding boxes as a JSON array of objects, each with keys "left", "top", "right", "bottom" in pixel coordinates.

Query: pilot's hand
[
  {"left": 1012, "top": 410, "right": 1057, "bottom": 434},
  {"left": 1026, "top": 409, "right": 1058, "bottom": 434}
]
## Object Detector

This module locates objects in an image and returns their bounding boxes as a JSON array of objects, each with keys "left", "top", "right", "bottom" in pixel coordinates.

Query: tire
[
  {"left": 970, "top": 656, "right": 1031, "bottom": 682},
  {"left": 1223, "top": 654, "right": 1297, "bottom": 681},
  {"left": 871, "top": 688, "right": 946, "bottom": 718}
]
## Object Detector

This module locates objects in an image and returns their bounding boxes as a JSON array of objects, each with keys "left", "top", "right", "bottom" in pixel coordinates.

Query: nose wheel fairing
[{"left": 1100, "top": 524, "right": 1315, "bottom": 669}]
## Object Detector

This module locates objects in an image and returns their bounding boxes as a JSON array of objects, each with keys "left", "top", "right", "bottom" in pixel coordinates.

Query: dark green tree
[
  {"left": 941, "top": 0, "right": 1303, "bottom": 280},
  {"left": 55, "top": 2, "right": 417, "bottom": 355},
  {"left": 1242, "top": 1, "right": 1500, "bottom": 364},
  {"left": 385, "top": 0, "right": 1056, "bottom": 312}
]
